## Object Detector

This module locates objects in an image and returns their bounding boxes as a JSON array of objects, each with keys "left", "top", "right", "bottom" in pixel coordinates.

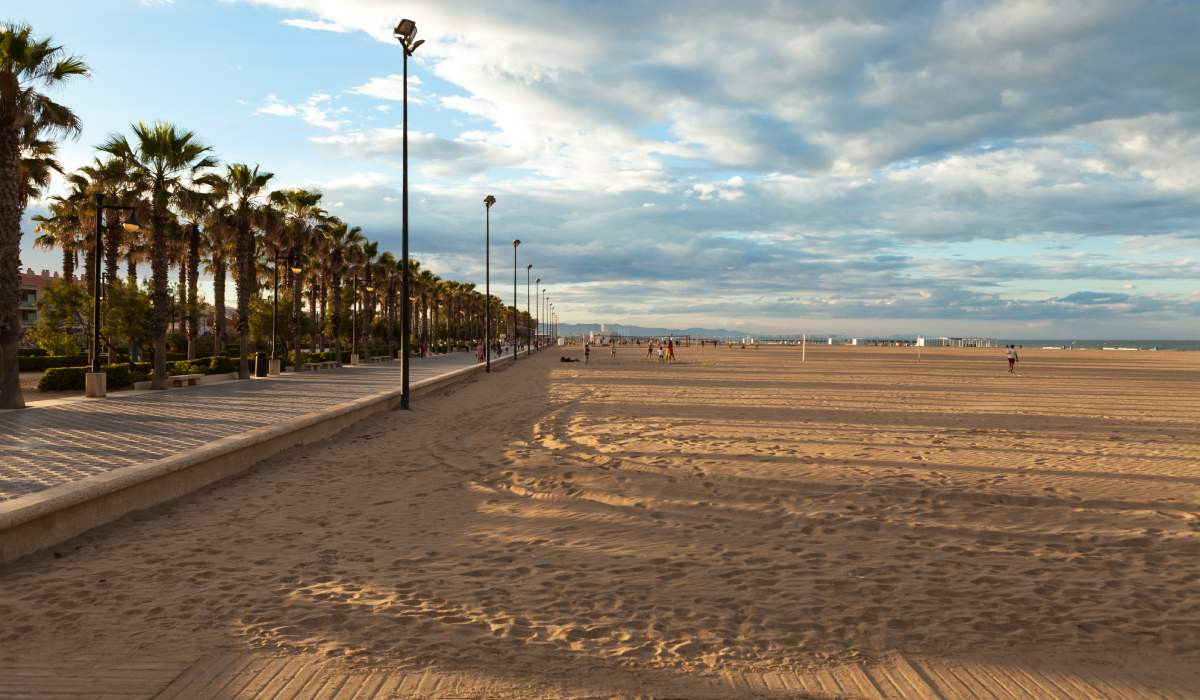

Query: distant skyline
[{"left": 13, "top": 1, "right": 1200, "bottom": 338}]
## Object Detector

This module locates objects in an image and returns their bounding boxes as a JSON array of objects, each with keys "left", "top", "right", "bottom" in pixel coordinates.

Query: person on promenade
[
  {"left": 1006, "top": 345, "right": 1019, "bottom": 373},
  {"left": 584, "top": 342, "right": 590, "bottom": 363},
  {"left": 475, "top": 342, "right": 484, "bottom": 363}
]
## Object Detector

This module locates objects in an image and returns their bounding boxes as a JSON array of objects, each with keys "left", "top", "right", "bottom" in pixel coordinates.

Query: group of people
[{"left": 646, "top": 338, "right": 676, "bottom": 362}]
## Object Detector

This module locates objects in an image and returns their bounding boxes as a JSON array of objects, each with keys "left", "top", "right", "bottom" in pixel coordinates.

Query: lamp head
[
  {"left": 290, "top": 264, "right": 302, "bottom": 274},
  {"left": 365, "top": 285, "right": 375, "bottom": 292},
  {"left": 536, "top": 277, "right": 540, "bottom": 284},
  {"left": 121, "top": 208, "right": 141, "bottom": 233},
  {"left": 513, "top": 239, "right": 521, "bottom": 247},
  {"left": 527, "top": 263, "right": 532, "bottom": 270},
  {"left": 484, "top": 194, "right": 496, "bottom": 208},
  {"left": 394, "top": 19, "right": 416, "bottom": 42}
]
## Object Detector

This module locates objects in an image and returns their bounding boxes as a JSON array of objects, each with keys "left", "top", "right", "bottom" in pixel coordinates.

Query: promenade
[{"left": 0, "top": 351, "right": 514, "bottom": 502}]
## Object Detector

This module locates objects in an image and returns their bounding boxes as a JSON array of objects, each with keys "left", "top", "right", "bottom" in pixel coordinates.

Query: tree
[
  {"left": 0, "top": 23, "right": 88, "bottom": 408},
  {"left": 101, "top": 279, "right": 153, "bottom": 359},
  {"left": 101, "top": 122, "right": 214, "bottom": 388},
  {"left": 31, "top": 197, "right": 79, "bottom": 280},
  {"left": 222, "top": 163, "right": 272, "bottom": 379},
  {"left": 27, "top": 277, "right": 86, "bottom": 355}
]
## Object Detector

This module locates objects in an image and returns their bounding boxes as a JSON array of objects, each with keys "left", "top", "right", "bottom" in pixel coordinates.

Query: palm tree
[
  {"left": 0, "top": 23, "right": 89, "bottom": 408},
  {"left": 268, "top": 188, "right": 324, "bottom": 369},
  {"left": 220, "top": 163, "right": 273, "bottom": 379},
  {"left": 31, "top": 197, "right": 79, "bottom": 280},
  {"left": 100, "top": 122, "right": 215, "bottom": 388}
]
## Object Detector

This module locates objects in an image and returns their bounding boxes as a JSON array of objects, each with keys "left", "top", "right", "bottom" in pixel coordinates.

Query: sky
[{"left": 12, "top": 0, "right": 1200, "bottom": 338}]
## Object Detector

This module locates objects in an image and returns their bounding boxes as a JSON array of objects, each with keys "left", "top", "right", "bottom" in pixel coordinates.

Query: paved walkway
[
  {"left": 1, "top": 651, "right": 1194, "bottom": 698},
  {"left": 0, "top": 351, "right": 518, "bottom": 502}
]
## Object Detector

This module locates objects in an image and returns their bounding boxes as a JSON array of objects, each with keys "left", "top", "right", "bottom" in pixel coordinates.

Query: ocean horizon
[{"left": 1002, "top": 339, "right": 1200, "bottom": 351}]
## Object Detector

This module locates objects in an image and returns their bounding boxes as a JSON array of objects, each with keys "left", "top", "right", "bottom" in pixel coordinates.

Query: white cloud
[
  {"left": 281, "top": 18, "right": 349, "bottom": 32},
  {"left": 253, "top": 92, "right": 347, "bottom": 130},
  {"left": 349, "top": 74, "right": 422, "bottom": 101}
]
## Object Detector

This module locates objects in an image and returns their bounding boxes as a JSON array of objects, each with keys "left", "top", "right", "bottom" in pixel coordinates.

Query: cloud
[
  {"left": 253, "top": 92, "right": 348, "bottom": 130},
  {"left": 207, "top": 2, "right": 1200, "bottom": 334},
  {"left": 349, "top": 74, "right": 422, "bottom": 101},
  {"left": 281, "top": 18, "right": 348, "bottom": 32}
]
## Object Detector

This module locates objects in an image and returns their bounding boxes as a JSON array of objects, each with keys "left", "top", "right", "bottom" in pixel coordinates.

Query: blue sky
[{"left": 13, "top": 0, "right": 1200, "bottom": 338}]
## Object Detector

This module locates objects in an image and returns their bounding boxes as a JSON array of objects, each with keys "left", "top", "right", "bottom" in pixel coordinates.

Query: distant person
[
  {"left": 1006, "top": 345, "right": 1019, "bottom": 373},
  {"left": 657, "top": 341, "right": 665, "bottom": 362},
  {"left": 610, "top": 343, "right": 616, "bottom": 358},
  {"left": 647, "top": 342, "right": 654, "bottom": 360},
  {"left": 475, "top": 342, "right": 484, "bottom": 363},
  {"left": 667, "top": 339, "right": 675, "bottom": 362},
  {"left": 584, "top": 342, "right": 590, "bottom": 363}
]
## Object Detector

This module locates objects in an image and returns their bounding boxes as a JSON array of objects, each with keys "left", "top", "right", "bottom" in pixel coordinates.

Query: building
[
  {"left": 19, "top": 268, "right": 68, "bottom": 348},
  {"left": 917, "top": 336, "right": 996, "bottom": 348}
]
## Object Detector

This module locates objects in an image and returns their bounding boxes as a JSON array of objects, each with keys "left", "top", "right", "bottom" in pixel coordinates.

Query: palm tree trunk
[
  {"left": 0, "top": 123, "right": 25, "bottom": 408},
  {"left": 186, "top": 225, "right": 200, "bottom": 360},
  {"left": 126, "top": 250, "right": 137, "bottom": 285},
  {"left": 149, "top": 183, "right": 171, "bottom": 389},
  {"left": 62, "top": 246, "right": 75, "bottom": 283},
  {"left": 213, "top": 256, "right": 226, "bottom": 356},
  {"left": 235, "top": 220, "right": 255, "bottom": 380}
]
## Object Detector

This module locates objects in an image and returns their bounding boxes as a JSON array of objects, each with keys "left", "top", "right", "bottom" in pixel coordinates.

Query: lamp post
[
  {"left": 363, "top": 283, "right": 374, "bottom": 358},
  {"left": 526, "top": 264, "right": 533, "bottom": 356},
  {"left": 534, "top": 276, "right": 540, "bottom": 350},
  {"left": 542, "top": 289, "right": 547, "bottom": 347},
  {"left": 88, "top": 193, "right": 139, "bottom": 397},
  {"left": 512, "top": 239, "right": 521, "bottom": 358},
  {"left": 484, "top": 195, "right": 495, "bottom": 371},
  {"left": 351, "top": 274, "right": 360, "bottom": 365},
  {"left": 395, "top": 17, "right": 424, "bottom": 408},
  {"left": 269, "top": 250, "right": 297, "bottom": 375}
]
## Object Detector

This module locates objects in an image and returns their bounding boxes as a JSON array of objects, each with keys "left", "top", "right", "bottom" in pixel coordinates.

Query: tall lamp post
[
  {"left": 542, "top": 289, "right": 547, "bottom": 347},
  {"left": 534, "top": 276, "right": 540, "bottom": 349},
  {"left": 526, "top": 264, "right": 533, "bottom": 356},
  {"left": 269, "top": 251, "right": 299, "bottom": 375},
  {"left": 395, "top": 17, "right": 424, "bottom": 408},
  {"left": 484, "top": 195, "right": 495, "bottom": 371},
  {"left": 88, "top": 193, "right": 139, "bottom": 398},
  {"left": 512, "top": 239, "right": 521, "bottom": 358}
]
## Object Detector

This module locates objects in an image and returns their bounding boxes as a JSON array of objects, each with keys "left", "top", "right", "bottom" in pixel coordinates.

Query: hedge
[
  {"left": 38, "top": 363, "right": 133, "bottom": 392},
  {"left": 19, "top": 354, "right": 89, "bottom": 372}
]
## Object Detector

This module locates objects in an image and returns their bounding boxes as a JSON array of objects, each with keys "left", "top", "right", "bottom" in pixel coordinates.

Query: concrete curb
[{"left": 0, "top": 352, "right": 519, "bottom": 566}]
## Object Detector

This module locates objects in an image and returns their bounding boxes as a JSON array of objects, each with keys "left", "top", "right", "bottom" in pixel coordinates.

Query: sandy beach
[{"left": 2, "top": 345, "right": 1199, "bottom": 696}]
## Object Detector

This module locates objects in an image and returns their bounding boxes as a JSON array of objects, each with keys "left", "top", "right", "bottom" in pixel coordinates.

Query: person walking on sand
[
  {"left": 610, "top": 343, "right": 616, "bottom": 359},
  {"left": 647, "top": 341, "right": 654, "bottom": 360},
  {"left": 584, "top": 342, "right": 590, "bottom": 364},
  {"left": 667, "top": 339, "right": 675, "bottom": 363},
  {"left": 1006, "top": 344, "right": 1019, "bottom": 373}
]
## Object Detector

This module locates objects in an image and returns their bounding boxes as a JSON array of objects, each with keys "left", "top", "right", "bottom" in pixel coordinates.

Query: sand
[{"left": 1, "top": 345, "right": 1198, "bottom": 696}]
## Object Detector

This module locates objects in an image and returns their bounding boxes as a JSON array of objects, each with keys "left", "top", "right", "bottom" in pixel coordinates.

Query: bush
[
  {"left": 19, "top": 354, "right": 90, "bottom": 372},
  {"left": 206, "top": 355, "right": 236, "bottom": 375},
  {"left": 168, "top": 361, "right": 204, "bottom": 376},
  {"left": 18, "top": 348, "right": 48, "bottom": 356},
  {"left": 38, "top": 363, "right": 133, "bottom": 392}
]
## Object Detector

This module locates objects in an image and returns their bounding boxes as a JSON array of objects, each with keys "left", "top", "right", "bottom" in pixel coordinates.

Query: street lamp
[
  {"left": 484, "top": 194, "right": 495, "bottom": 372},
  {"left": 364, "top": 284, "right": 375, "bottom": 358},
  {"left": 395, "top": 16, "right": 424, "bottom": 408},
  {"left": 526, "top": 264, "right": 533, "bottom": 356},
  {"left": 269, "top": 250, "right": 295, "bottom": 375},
  {"left": 88, "top": 193, "right": 139, "bottom": 398},
  {"left": 534, "top": 276, "right": 540, "bottom": 350},
  {"left": 512, "top": 239, "right": 521, "bottom": 358}
]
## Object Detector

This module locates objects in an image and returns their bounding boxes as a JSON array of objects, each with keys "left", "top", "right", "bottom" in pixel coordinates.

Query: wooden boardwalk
[{"left": 1, "top": 652, "right": 1196, "bottom": 699}]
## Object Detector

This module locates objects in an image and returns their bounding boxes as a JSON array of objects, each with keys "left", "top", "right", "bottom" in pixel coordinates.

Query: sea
[{"left": 1003, "top": 340, "right": 1200, "bottom": 351}]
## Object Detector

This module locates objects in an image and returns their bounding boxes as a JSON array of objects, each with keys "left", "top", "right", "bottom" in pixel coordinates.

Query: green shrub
[
  {"left": 206, "top": 355, "right": 236, "bottom": 375},
  {"left": 168, "top": 361, "right": 203, "bottom": 376},
  {"left": 38, "top": 363, "right": 133, "bottom": 392},
  {"left": 19, "top": 354, "right": 89, "bottom": 372}
]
